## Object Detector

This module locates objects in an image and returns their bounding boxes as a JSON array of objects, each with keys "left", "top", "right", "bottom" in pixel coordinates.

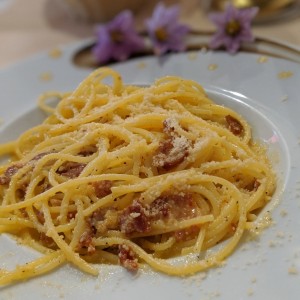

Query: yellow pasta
[{"left": 0, "top": 67, "right": 276, "bottom": 285}]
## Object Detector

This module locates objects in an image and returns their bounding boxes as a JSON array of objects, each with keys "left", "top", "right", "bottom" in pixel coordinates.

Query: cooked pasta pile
[{"left": 0, "top": 67, "right": 276, "bottom": 285}]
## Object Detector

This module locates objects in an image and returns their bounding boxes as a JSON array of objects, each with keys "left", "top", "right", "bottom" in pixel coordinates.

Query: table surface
[{"left": 1, "top": 0, "right": 300, "bottom": 69}]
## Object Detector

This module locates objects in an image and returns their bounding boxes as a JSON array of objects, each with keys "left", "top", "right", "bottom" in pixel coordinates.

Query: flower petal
[
  {"left": 209, "top": 4, "right": 257, "bottom": 54},
  {"left": 110, "top": 10, "right": 134, "bottom": 30},
  {"left": 226, "top": 39, "right": 241, "bottom": 54},
  {"left": 145, "top": 2, "right": 189, "bottom": 56},
  {"left": 210, "top": 33, "right": 227, "bottom": 49},
  {"left": 209, "top": 12, "right": 227, "bottom": 27},
  {"left": 239, "top": 7, "right": 259, "bottom": 23},
  {"left": 93, "top": 10, "right": 144, "bottom": 64}
]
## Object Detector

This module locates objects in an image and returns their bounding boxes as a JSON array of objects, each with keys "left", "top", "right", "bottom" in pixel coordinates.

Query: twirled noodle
[{"left": 0, "top": 67, "right": 276, "bottom": 285}]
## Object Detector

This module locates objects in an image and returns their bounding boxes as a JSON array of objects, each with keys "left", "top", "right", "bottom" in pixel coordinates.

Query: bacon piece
[
  {"left": 253, "top": 179, "right": 261, "bottom": 191},
  {"left": 5, "top": 164, "right": 23, "bottom": 177},
  {"left": 86, "top": 208, "right": 119, "bottom": 235},
  {"left": 153, "top": 135, "right": 190, "bottom": 170},
  {"left": 150, "top": 193, "right": 198, "bottom": 221},
  {"left": 77, "top": 209, "right": 106, "bottom": 253},
  {"left": 0, "top": 176, "right": 10, "bottom": 185},
  {"left": 245, "top": 178, "right": 261, "bottom": 192},
  {"left": 230, "top": 223, "right": 237, "bottom": 233},
  {"left": 225, "top": 115, "right": 243, "bottom": 136},
  {"left": 88, "top": 209, "right": 106, "bottom": 227},
  {"left": 0, "top": 153, "right": 53, "bottom": 186},
  {"left": 48, "top": 198, "right": 60, "bottom": 207},
  {"left": 149, "top": 197, "right": 170, "bottom": 218},
  {"left": 36, "top": 178, "right": 52, "bottom": 193},
  {"left": 119, "top": 200, "right": 151, "bottom": 236},
  {"left": 151, "top": 192, "right": 200, "bottom": 242},
  {"left": 39, "top": 232, "right": 56, "bottom": 248},
  {"left": 153, "top": 118, "right": 190, "bottom": 170},
  {"left": 118, "top": 244, "right": 138, "bottom": 272},
  {"left": 78, "top": 230, "right": 96, "bottom": 254},
  {"left": 119, "top": 193, "right": 198, "bottom": 236},
  {"left": 31, "top": 152, "right": 52, "bottom": 161},
  {"left": 57, "top": 162, "right": 86, "bottom": 178},
  {"left": 67, "top": 211, "right": 77, "bottom": 220},
  {"left": 92, "top": 180, "right": 112, "bottom": 198},
  {"left": 33, "top": 207, "right": 45, "bottom": 224},
  {"left": 0, "top": 163, "right": 23, "bottom": 185},
  {"left": 163, "top": 119, "right": 176, "bottom": 133},
  {"left": 83, "top": 211, "right": 120, "bottom": 253},
  {"left": 174, "top": 225, "right": 199, "bottom": 242}
]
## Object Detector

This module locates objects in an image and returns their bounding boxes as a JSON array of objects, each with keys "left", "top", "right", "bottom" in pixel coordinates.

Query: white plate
[{"left": 1, "top": 41, "right": 300, "bottom": 300}]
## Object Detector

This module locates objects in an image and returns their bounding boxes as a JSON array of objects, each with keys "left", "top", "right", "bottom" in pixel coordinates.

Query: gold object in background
[{"left": 211, "top": 0, "right": 297, "bottom": 22}]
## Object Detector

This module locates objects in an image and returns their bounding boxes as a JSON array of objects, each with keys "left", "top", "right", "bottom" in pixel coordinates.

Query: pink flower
[
  {"left": 92, "top": 11, "right": 144, "bottom": 64},
  {"left": 145, "top": 2, "right": 189, "bottom": 56},
  {"left": 209, "top": 4, "right": 259, "bottom": 54}
]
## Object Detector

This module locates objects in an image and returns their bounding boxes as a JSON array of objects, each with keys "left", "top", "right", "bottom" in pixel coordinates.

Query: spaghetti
[{"left": 0, "top": 67, "right": 276, "bottom": 285}]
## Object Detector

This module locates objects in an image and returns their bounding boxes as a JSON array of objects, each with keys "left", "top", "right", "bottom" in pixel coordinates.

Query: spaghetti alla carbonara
[{"left": 0, "top": 68, "right": 275, "bottom": 285}]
